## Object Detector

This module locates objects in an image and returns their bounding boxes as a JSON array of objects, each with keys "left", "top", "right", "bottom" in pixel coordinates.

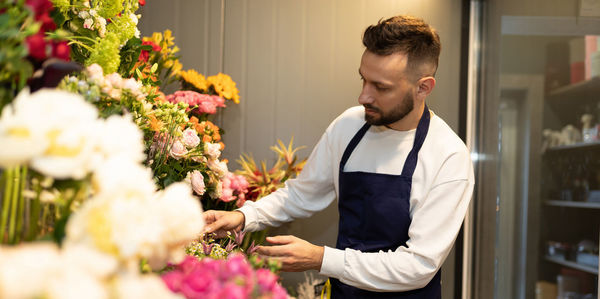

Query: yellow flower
[
  {"left": 207, "top": 73, "right": 240, "bottom": 104},
  {"left": 171, "top": 60, "right": 182, "bottom": 76},
  {"left": 181, "top": 69, "right": 208, "bottom": 91}
]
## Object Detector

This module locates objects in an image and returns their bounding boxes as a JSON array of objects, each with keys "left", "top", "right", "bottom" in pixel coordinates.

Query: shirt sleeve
[
  {"left": 237, "top": 130, "right": 338, "bottom": 232},
  {"left": 319, "top": 150, "right": 474, "bottom": 292}
]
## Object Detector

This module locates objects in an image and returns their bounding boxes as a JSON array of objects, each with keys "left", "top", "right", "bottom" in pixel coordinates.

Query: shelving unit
[
  {"left": 545, "top": 200, "right": 600, "bottom": 209},
  {"left": 540, "top": 64, "right": 600, "bottom": 295},
  {"left": 545, "top": 255, "right": 599, "bottom": 275}
]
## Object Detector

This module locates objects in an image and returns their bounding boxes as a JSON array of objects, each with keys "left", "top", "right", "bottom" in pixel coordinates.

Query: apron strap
[
  {"left": 339, "top": 122, "right": 371, "bottom": 171},
  {"left": 400, "top": 105, "right": 430, "bottom": 178}
]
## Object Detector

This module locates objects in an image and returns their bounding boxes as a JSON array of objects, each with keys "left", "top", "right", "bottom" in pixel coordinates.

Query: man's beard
[{"left": 364, "top": 93, "right": 414, "bottom": 126}]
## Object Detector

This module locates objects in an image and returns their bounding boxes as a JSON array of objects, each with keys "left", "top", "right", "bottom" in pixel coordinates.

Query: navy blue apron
[{"left": 330, "top": 105, "right": 441, "bottom": 298}]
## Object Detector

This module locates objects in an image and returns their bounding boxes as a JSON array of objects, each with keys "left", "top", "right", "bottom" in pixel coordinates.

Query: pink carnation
[
  {"left": 220, "top": 172, "right": 249, "bottom": 205},
  {"left": 166, "top": 91, "right": 226, "bottom": 115},
  {"left": 162, "top": 254, "right": 286, "bottom": 298}
]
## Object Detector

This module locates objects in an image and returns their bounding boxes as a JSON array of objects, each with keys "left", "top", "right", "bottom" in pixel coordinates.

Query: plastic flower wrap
[{"left": 162, "top": 254, "right": 288, "bottom": 299}]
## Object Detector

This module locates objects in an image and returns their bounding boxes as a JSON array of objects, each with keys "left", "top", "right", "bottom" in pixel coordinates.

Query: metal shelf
[
  {"left": 545, "top": 255, "right": 598, "bottom": 275},
  {"left": 545, "top": 200, "right": 600, "bottom": 209}
]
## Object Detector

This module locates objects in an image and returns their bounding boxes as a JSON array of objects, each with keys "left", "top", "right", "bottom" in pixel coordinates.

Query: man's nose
[{"left": 358, "top": 87, "right": 374, "bottom": 105}]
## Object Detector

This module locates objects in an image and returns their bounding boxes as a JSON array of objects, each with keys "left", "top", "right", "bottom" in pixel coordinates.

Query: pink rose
[
  {"left": 182, "top": 128, "right": 200, "bottom": 148},
  {"left": 190, "top": 170, "right": 205, "bottom": 195},
  {"left": 218, "top": 282, "right": 246, "bottom": 299},
  {"left": 170, "top": 140, "right": 188, "bottom": 159}
]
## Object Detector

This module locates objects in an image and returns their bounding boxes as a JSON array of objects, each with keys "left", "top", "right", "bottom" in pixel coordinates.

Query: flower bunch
[
  {"left": 162, "top": 254, "right": 288, "bottom": 299},
  {"left": 132, "top": 30, "right": 183, "bottom": 87},
  {"left": 237, "top": 139, "right": 307, "bottom": 202},
  {"left": 0, "top": 89, "right": 144, "bottom": 179},
  {"left": 0, "top": 0, "right": 69, "bottom": 109},
  {"left": 221, "top": 172, "right": 250, "bottom": 207},
  {"left": 0, "top": 242, "right": 183, "bottom": 299},
  {"left": 51, "top": 0, "right": 142, "bottom": 74},
  {"left": 180, "top": 69, "right": 241, "bottom": 104},
  {"left": 166, "top": 90, "right": 226, "bottom": 115}
]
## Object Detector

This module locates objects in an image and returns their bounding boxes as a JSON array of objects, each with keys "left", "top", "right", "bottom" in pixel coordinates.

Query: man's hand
[
  {"left": 257, "top": 235, "right": 324, "bottom": 272},
  {"left": 203, "top": 210, "right": 245, "bottom": 238}
]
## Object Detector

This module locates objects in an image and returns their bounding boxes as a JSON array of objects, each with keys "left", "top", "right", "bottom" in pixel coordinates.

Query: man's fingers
[
  {"left": 257, "top": 244, "right": 288, "bottom": 257},
  {"left": 265, "top": 235, "right": 294, "bottom": 245}
]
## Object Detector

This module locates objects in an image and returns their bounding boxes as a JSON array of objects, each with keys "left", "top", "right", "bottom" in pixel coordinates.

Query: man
[{"left": 203, "top": 15, "right": 474, "bottom": 298}]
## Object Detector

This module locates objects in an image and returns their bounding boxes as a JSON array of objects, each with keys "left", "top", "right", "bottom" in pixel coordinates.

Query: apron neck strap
[
  {"left": 400, "top": 104, "right": 430, "bottom": 177},
  {"left": 339, "top": 105, "right": 431, "bottom": 175}
]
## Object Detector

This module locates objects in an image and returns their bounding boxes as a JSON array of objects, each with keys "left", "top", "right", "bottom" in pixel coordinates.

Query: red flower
[
  {"left": 38, "top": 11, "right": 57, "bottom": 32},
  {"left": 52, "top": 41, "right": 70, "bottom": 61},
  {"left": 26, "top": 32, "right": 49, "bottom": 60},
  {"left": 143, "top": 41, "right": 161, "bottom": 52},
  {"left": 25, "top": 0, "right": 53, "bottom": 18},
  {"left": 139, "top": 0, "right": 146, "bottom": 6}
]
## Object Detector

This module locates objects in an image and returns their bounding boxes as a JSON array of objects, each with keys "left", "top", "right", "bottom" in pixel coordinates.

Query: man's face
[{"left": 358, "top": 50, "right": 416, "bottom": 127}]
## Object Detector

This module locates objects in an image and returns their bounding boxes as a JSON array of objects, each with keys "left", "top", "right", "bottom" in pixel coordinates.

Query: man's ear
[{"left": 417, "top": 76, "right": 436, "bottom": 97}]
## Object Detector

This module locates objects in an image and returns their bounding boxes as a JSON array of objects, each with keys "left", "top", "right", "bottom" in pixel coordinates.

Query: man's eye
[{"left": 376, "top": 86, "right": 389, "bottom": 91}]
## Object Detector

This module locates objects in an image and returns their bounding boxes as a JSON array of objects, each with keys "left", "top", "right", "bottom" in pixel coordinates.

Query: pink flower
[
  {"left": 190, "top": 170, "right": 205, "bottom": 195},
  {"left": 182, "top": 128, "right": 200, "bottom": 148},
  {"left": 170, "top": 140, "right": 188, "bottom": 159},
  {"left": 166, "top": 91, "right": 226, "bottom": 115},
  {"left": 218, "top": 282, "right": 246, "bottom": 299},
  {"left": 122, "top": 78, "right": 142, "bottom": 94}
]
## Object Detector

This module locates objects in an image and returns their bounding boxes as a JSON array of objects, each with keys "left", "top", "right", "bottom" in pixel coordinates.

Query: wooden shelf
[
  {"left": 545, "top": 200, "right": 600, "bottom": 209},
  {"left": 548, "top": 77, "right": 600, "bottom": 99},
  {"left": 545, "top": 141, "right": 600, "bottom": 152},
  {"left": 545, "top": 255, "right": 598, "bottom": 275}
]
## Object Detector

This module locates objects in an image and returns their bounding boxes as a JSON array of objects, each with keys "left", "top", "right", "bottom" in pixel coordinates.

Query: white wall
[{"left": 140, "top": 0, "right": 463, "bottom": 295}]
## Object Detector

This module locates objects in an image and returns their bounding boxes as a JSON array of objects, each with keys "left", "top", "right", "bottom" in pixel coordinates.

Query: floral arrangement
[
  {"left": 162, "top": 255, "right": 287, "bottom": 299},
  {"left": 237, "top": 139, "right": 307, "bottom": 202},
  {"left": 0, "top": 0, "right": 296, "bottom": 297},
  {"left": 0, "top": 0, "right": 70, "bottom": 109}
]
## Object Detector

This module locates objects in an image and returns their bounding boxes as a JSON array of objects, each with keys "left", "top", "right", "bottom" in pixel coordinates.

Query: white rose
[{"left": 182, "top": 128, "right": 200, "bottom": 148}]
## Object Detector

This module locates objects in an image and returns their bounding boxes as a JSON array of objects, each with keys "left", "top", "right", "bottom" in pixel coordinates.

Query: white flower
[
  {"left": 113, "top": 273, "right": 183, "bottom": 299},
  {"left": 129, "top": 13, "right": 138, "bottom": 25},
  {"left": 0, "top": 243, "right": 111, "bottom": 299},
  {"left": 0, "top": 89, "right": 102, "bottom": 179},
  {"left": 83, "top": 18, "right": 94, "bottom": 29},
  {"left": 208, "top": 158, "right": 228, "bottom": 178},
  {"left": 78, "top": 10, "right": 90, "bottom": 19},
  {"left": 189, "top": 170, "right": 205, "bottom": 195},
  {"left": 204, "top": 142, "right": 221, "bottom": 159},
  {"left": 96, "top": 114, "right": 145, "bottom": 163},
  {"left": 122, "top": 78, "right": 143, "bottom": 95},
  {"left": 182, "top": 128, "right": 200, "bottom": 148},
  {"left": 0, "top": 90, "right": 48, "bottom": 167},
  {"left": 0, "top": 243, "right": 61, "bottom": 299},
  {"left": 66, "top": 183, "right": 203, "bottom": 271},
  {"left": 86, "top": 64, "right": 105, "bottom": 85},
  {"left": 92, "top": 156, "right": 155, "bottom": 200},
  {"left": 105, "top": 73, "right": 124, "bottom": 90}
]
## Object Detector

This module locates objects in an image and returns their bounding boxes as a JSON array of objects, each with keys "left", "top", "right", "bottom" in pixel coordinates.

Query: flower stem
[
  {"left": 0, "top": 168, "right": 14, "bottom": 244},
  {"left": 14, "top": 166, "right": 27, "bottom": 243},
  {"left": 7, "top": 166, "right": 21, "bottom": 243},
  {"left": 27, "top": 179, "right": 42, "bottom": 241}
]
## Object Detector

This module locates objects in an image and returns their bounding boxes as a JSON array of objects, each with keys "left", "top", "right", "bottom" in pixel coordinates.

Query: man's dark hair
[{"left": 362, "top": 15, "right": 441, "bottom": 77}]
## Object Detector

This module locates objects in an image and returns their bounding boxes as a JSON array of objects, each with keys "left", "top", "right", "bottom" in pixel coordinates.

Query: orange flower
[
  {"left": 202, "top": 135, "right": 211, "bottom": 143},
  {"left": 148, "top": 114, "right": 163, "bottom": 131}
]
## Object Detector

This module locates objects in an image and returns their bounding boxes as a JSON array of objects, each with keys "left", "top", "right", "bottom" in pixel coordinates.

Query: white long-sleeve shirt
[{"left": 238, "top": 106, "right": 474, "bottom": 292}]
